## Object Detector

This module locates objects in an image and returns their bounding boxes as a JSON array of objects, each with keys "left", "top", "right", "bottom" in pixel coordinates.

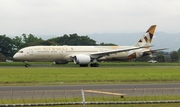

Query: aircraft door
[
  {"left": 59, "top": 50, "right": 63, "bottom": 55},
  {"left": 28, "top": 48, "right": 33, "bottom": 57},
  {"left": 59, "top": 46, "right": 67, "bottom": 55}
]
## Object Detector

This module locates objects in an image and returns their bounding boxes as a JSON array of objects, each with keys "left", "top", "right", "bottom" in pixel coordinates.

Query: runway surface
[
  {"left": 1, "top": 84, "right": 180, "bottom": 99},
  {"left": 1, "top": 84, "right": 180, "bottom": 91}
]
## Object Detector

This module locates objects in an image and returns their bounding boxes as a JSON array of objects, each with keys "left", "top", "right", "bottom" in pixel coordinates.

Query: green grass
[
  {"left": 27, "top": 103, "right": 180, "bottom": 107},
  {"left": 1, "top": 95, "right": 180, "bottom": 106},
  {"left": 1, "top": 95, "right": 180, "bottom": 103},
  {"left": 1, "top": 61, "right": 180, "bottom": 67},
  {"left": 0, "top": 67, "right": 180, "bottom": 85},
  {"left": 19, "top": 104, "right": 180, "bottom": 107}
]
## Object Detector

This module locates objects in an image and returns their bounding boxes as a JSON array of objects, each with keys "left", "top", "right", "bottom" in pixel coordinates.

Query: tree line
[
  {"left": 0, "top": 33, "right": 116, "bottom": 61},
  {"left": 0, "top": 33, "right": 180, "bottom": 62}
]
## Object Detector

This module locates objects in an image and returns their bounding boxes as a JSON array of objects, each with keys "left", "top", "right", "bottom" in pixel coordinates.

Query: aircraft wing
[{"left": 90, "top": 46, "right": 148, "bottom": 59}]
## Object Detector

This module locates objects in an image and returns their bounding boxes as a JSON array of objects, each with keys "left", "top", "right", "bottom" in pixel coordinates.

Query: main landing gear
[
  {"left": 90, "top": 59, "right": 99, "bottom": 67},
  {"left": 79, "top": 64, "right": 89, "bottom": 67},
  {"left": 79, "top": 59, "right": 99, "bottom": 67},
  {"left": 90, "top": 63, "right": 99, "bottom": 67},
  {"left": 79, "top": 63, "right": 99, "bottom": 67}
]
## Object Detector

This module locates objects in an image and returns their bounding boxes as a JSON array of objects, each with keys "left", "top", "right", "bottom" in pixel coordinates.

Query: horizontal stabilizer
[
  {"left": 142, "top": 48, "right": 168, "bottom": 56},
  {"left": 144, "top": 48, "right": 168, "bottom": 53}
]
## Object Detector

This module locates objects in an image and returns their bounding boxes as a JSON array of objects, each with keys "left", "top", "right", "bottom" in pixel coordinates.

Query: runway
[
  {"left": 1, "top": 84, "right": 180, "bottom": 99},
  {"left": 1, "top": 84, "right": 180, "bottom": 91}
]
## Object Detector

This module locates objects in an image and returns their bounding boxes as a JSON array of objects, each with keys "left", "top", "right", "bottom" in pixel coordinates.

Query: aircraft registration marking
[{"left": 84, "top": 90, "right": 126, "bottom": 96}]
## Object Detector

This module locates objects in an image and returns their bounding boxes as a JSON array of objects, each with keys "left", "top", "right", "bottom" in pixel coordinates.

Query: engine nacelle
[
  {"left": 135, "top": 51, "right": 143, "bottom": 58},
  {"left": 53, "top": 61, "right": 68, "bottom": 64},
  {"left": 127, "top": 51, "right": 143, "bottom": 59},
  {"left": 73, "top": 54, "right": 91, "bottom": 65}
]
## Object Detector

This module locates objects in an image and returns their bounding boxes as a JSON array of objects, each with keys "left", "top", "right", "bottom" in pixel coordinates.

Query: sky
[{"left": 0, "top": 0, "right": 180, "bottom": 37}]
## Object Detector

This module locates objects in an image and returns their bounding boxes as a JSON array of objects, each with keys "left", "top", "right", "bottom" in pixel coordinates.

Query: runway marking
[{"left": 84, "top": 90, "right": 126, "bottom": 96}]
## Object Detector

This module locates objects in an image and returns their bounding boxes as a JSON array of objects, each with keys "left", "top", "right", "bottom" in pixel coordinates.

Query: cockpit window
[{"left": 18, "top": 51, "right": 23, "bottom": 53}]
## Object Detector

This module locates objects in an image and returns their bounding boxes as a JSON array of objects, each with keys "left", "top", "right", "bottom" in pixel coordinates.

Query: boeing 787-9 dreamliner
[{"left": 13, "top": 25, "right": 164, "bottom": 67}]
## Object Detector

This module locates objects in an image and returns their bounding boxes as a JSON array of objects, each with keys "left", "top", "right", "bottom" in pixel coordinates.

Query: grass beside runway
[
  {"left": 1, "top": 95, "right": 180, "bottom": 106},
  {"left": 0, "top": 66, "right": 180, "bottom": 85},
  {"left": 1, "top": 61, "right": 180, "bottom": 67}
]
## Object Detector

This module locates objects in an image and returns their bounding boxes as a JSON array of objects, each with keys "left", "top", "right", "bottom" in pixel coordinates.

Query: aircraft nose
[
  {"left": 13, "top": 54, "right": 18, "bottom": 60},
  {"left": 13, "top": 53, "right": 22, "bottom": 60}
]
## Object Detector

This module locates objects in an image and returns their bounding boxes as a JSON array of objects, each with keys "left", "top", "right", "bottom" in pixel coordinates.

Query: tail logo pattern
[{"left": 134, "top": 25, "right": 156, "bottom": 47}]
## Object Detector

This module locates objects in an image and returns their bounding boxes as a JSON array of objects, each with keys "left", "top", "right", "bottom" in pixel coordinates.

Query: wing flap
[{"left": 90, "top": 46, "right": 149, "bottom": 59}]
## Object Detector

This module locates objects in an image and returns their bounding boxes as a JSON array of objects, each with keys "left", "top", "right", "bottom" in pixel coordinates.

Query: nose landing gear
[
  {"left": 25, "top": 64, "right": 29, "bottom": 67},
  {"left": 24, "top": 61, "right": 29, "bottom": 67}
]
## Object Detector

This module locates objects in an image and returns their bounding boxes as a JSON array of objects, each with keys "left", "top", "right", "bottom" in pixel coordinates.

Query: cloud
[{"left": 0, "top": 0, "right": 180, "bottom": 36}]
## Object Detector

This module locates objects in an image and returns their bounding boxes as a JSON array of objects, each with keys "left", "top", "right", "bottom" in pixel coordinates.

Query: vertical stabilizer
[{"left": 134, "top": 25, "right": 156, "bottom": 48}]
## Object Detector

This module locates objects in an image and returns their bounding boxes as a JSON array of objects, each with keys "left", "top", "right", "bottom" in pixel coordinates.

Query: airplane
[{"left": 13, "top": 25, "right": 164, "bottom": 67}]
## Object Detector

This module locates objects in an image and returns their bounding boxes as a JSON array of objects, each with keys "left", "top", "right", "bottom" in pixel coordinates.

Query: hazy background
[{"left": 0, "top": 0, "right": 180, "bottom": 51}]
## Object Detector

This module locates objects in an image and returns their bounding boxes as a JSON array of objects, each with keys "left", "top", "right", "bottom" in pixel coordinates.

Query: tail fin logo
[{"left": 134, "top": 25, "right": 156, "bottom": 47}]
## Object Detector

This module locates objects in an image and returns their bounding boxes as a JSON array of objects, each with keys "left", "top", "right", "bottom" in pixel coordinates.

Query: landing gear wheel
[
  {"left": 90, "top": 63, "right": 93, "bottom": 67},
  {"left": 25, "top": 64, "right": 29, "bottom": 67},
  {"left": 24, "top": 61, "right": 29, "bottom": 67},
  {"left": 79, "top": 64, "right": 88, "bottom": 67},
  {"left": 90, "top": 63, "right": 99, "bottom": 67}
]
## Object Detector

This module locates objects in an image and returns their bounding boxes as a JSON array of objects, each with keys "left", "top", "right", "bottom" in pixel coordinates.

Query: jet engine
[
  {"left": 73, "top": 54, "right": 91, "bottom": 65},
  {"left": 53, "top": 61, "right": 69, "bottom": 64},
  {"left": 127, "top": 50, "right": 143, "bottom": 59},
  {"left": 135, "top": 51, "right": 143, "bottom": 58}
]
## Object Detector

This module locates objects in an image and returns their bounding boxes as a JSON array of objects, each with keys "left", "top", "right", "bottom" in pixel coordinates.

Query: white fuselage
[{"left": 13, "top": 45, "right": 143, "bottom": 62}]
